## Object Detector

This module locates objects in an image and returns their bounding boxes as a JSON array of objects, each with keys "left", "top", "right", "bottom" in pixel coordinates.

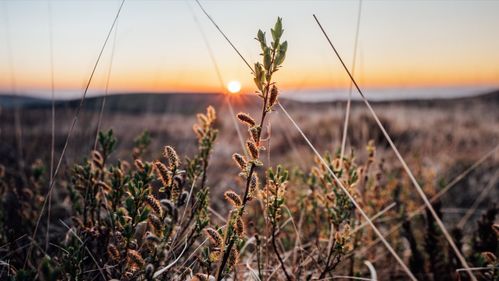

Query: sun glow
[{"left": 227, "top": 80, "right": 242, "bottom": 94}]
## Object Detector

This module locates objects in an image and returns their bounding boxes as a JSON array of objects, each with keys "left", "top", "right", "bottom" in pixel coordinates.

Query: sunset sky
[{"left": 1, "top": 0, "right": 498, "bottom": 98}]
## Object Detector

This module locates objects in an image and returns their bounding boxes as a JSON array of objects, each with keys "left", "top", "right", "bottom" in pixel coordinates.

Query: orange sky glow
[{"left": 1, "top": 1, "right": 498, "bottom": 98}]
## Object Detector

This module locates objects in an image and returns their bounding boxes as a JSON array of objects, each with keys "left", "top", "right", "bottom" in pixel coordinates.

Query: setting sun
[{"left": 227, "top": 80, "right": 241, "bottom": 94}]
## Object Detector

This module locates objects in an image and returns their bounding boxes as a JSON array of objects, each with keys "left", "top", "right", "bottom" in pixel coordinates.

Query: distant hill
[
  {"left": 0, "top": 94, "right": 54, "bottom": 108},
  {"left": 0, "top": 93, "right": 229, "bottom": 115},
  {"left": 0, "top": 90, "right": 497, "bottom": 113}
]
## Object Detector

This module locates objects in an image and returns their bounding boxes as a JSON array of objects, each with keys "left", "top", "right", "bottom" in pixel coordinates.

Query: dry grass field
[
  {"left": 0, "top": 16, "right": 497, "bottom": 280},
  {"left": 0, "top": 89, "right": 497, "bottom": 280}
]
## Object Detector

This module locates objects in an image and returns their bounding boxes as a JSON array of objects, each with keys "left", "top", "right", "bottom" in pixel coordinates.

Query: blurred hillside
[{"left": 0, "top": 90, "right": 497, "bottom": 224}]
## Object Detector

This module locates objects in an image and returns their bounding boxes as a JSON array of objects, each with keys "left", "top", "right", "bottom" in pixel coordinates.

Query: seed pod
[
  {"left": 235, "top": 217, "right": 245, "bottom": 236},
  {"left": 191, "top": 273, "right": 211, "bottom": 281},
  {"left": 163, "top": 216, "right": 172, "bottom": 226},
  {"left": 224, "top": 191, "right": 242, "bottom": 207},
  {"left": 481, "top": 252, "right": 496, "bottom": 264},
  {"left": 246, "top": 141, "right": 259, "bottom": 159},
  {"left": 128, "top": 240, "right": 138, "bottom": 250},
  {"left": 96, "top": 181, "right": 111, "bottom": 192},
  {"left": 134, "top": 221, "right": 148, "bottom": 242},
  {"left": 205, "top": 228, "right": 223, "bottom": 247},
  {"left": 134, "top": 159, "right": 145, "bottom": 171},
  {"left": 145, "top": 232, "right": 161, "bottom": 244},
  {"left": 249, "top": 126, "right": 261, "bottom": 144},
  {"left": 145, "top": 264, "right": 155, "bottom": 279},
  {"left": 209, "top": 249, "right": 221, "bottom": 262},
  {"left": 228, "top": 247, "right": 239, "bottom": 269},
  {"left": 115, "top": 231, "right": 124, "bottom": 244},
  {"left": 177, "top": 190, "right": 189, "bottom": 207},
  {"left": 148, "top": 214, "right": 162, "bottom": 232},
  {"left": 160, "top": 199, "right": 175, "bottom": 215},
  {"left": 163, "top": 146, "right": 180, "bottom": 169},
  {"left": 173, "top": 174, "right": 185, "bottom": 189},
  {"left": 249, "top": 173, "right": 259, "bottom": 196},
  {"left": 91, "top": 150, "right": 104, "bottom": 169},
  {"left": 269, "top": 85, "right": 279, "bottom": 107},
  {"left": 145, "top": 195, "right": 163, "bottom": 217},
  {"left": 154, "top": 161, "right": 171, "bottom": 187},
  {"left": 237, "top": 112, "right": 256, "bottom": 127},
  {"left": 366, "top": 140, "right": 375, "bottom": 161},
  {"left": 171, "top": 186, "right": 180, "bottom": 203},
  {"left": 193, "top": 124, "right": 204, "bottom": 139},
  {"left": 107, "top": 244, "right": 120, "bottom": 261},
  {"left": 207, "top": 106, "right": 216, "bottom": 121},
  {"left": 22, "top": 188, "right": 33, "bottom": 199},
  {"left": 232, "top": 153, "right": 247, "bottom": 171},
  {"left": 197, "top": 113, "right": 209, "bottom": 126},
  {"left": 493, "top": 223, "right": 499, "bottom": 237},
  {"left": 332, "top": 158, "right": 341, "bottom": 172},
  {"left": 120, "top": 161, "right": 130, "bottom": 172},
  {"left": 127, "top": 249, "right": 145, "bottom": 269}
]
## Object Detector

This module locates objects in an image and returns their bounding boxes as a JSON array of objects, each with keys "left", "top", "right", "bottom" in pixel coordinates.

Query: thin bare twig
[
  {"left": 93, "top": 8, "right": 119, "bottom": 151},
  {"left": 59, "top": 220, "right": 106, "bottom": 280},
  {"left": 45, "top": 0, "right": 56, "bottom": 253},
  {"left": 457, "top": 172, "right": 498, "bottom": 228},
  {"left": 279, "top": 102, "right": 417, "bottom": 281},
  {"left": 340, "top": 0, "right": 363, "bottom": 166},
  {"left": 26, "top": 0, "right": 126, "bottom": 267},
  {"left": 193, "top": 3, "right": 416, "bottom": 279},
  {"left": 313, "top": 14, "right": 476, "bottom": 281}
]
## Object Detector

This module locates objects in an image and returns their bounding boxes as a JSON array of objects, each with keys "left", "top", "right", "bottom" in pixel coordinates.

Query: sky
[{"left": 1, "top": 0, "right": 499, "bottom": 99}]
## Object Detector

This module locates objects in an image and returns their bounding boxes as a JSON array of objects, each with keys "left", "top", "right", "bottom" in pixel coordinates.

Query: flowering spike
[
  {"left": 153, "top": 161, "right": 171, "bottom": 188},
  {"left": 205, "top": 228, "right": 223, "bottom": 247},
  {"left": 224, "top": 190, "right": 242, "bottom": 207},
  {"left": 237, "top": 112, "right": 256, "bottom": 127},
  {"left": 163, "top": 146, "right": 180, "bottom": 169},
  {"left": 269, "top": 85, "right": 279, "bottom": 107},
  {"left": 235, "top": 217, "right": 245, "bottom": 235},
  {"left": 232, "top": 153, "right": 247, "bottom": 171},
  {"left": 127, "top": 250, "right": 145, "bottom": 270},
  {"left": 246, "top": 141, "right": 259, "bottom": 159},
  {"left": 145, "top": 195, "right": 162, "bottom": 217}
]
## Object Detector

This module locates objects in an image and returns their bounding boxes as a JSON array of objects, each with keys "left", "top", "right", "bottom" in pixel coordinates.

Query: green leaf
[
  {"left": 125, "top": 197, "right": 135, "bottom": 214},
  {"left": 117, "top": 212, "right": 126, "bottom": 225},
  {"left": 123, "top": 224, "right": 133, "bottom": 238},
  {"left": 268, "top": 168, "right": 275, "bottom": 180},
  {"left": 275, "top": 41, "right": 288, "bottom": 67},
  {"left": 257, "top": 29, "right": 266, "bottom": 50},
  {"left": 280, "top": 41, "right": 288, "bottom": 54},
  {"left": 254, "top": 62, "right": 265, "bottom": 91},
  {"left": 138, "top": 208, "right": 150, "bottom": 222},
  {"left": 273, "top": 17, "right": 283, "bottom": 40},
  {"left": 263, "top": 47, "right": 271, "bottom": 71}
]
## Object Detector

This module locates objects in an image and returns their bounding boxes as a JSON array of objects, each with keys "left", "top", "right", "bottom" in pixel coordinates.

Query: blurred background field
[{"left": 1, "top": 90, "right": 497, "bottom": 227}]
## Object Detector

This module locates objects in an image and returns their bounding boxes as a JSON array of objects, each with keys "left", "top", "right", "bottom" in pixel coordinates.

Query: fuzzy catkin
[
  {"left": 237, "top": 112, "right": 256, "bottom": 127},
  {"left": 163, "top": 146, "right": 180, "bottom": 169},
  {"left": 205, "top": 228, "right": 223, "bottom": 247},
  {"left": 235, "top": 217, "right": 245, "bottom": 235},
  {"left": 154, "top": 161, "right": 171, "bottom": 187},
  {"left": 232, "top": 153, "right": 247, "bottom": 170},
  {"left": 107, "top": 244, "right": 120, "bottom": 261},
  {"left": 246, "top": 141, "right": 259, "bottom": 159},
  {"left": 127, "top": 249, "right": 145, "bottom": 269},
  {"left": 145, "top": 195, "right": 162, "bottom": 217},
  {"left": 224, "top": 191, "right": 242, "bottom": 207},
  {"left": 269, "top": 85, "right": 278, "bottom": 107}
]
